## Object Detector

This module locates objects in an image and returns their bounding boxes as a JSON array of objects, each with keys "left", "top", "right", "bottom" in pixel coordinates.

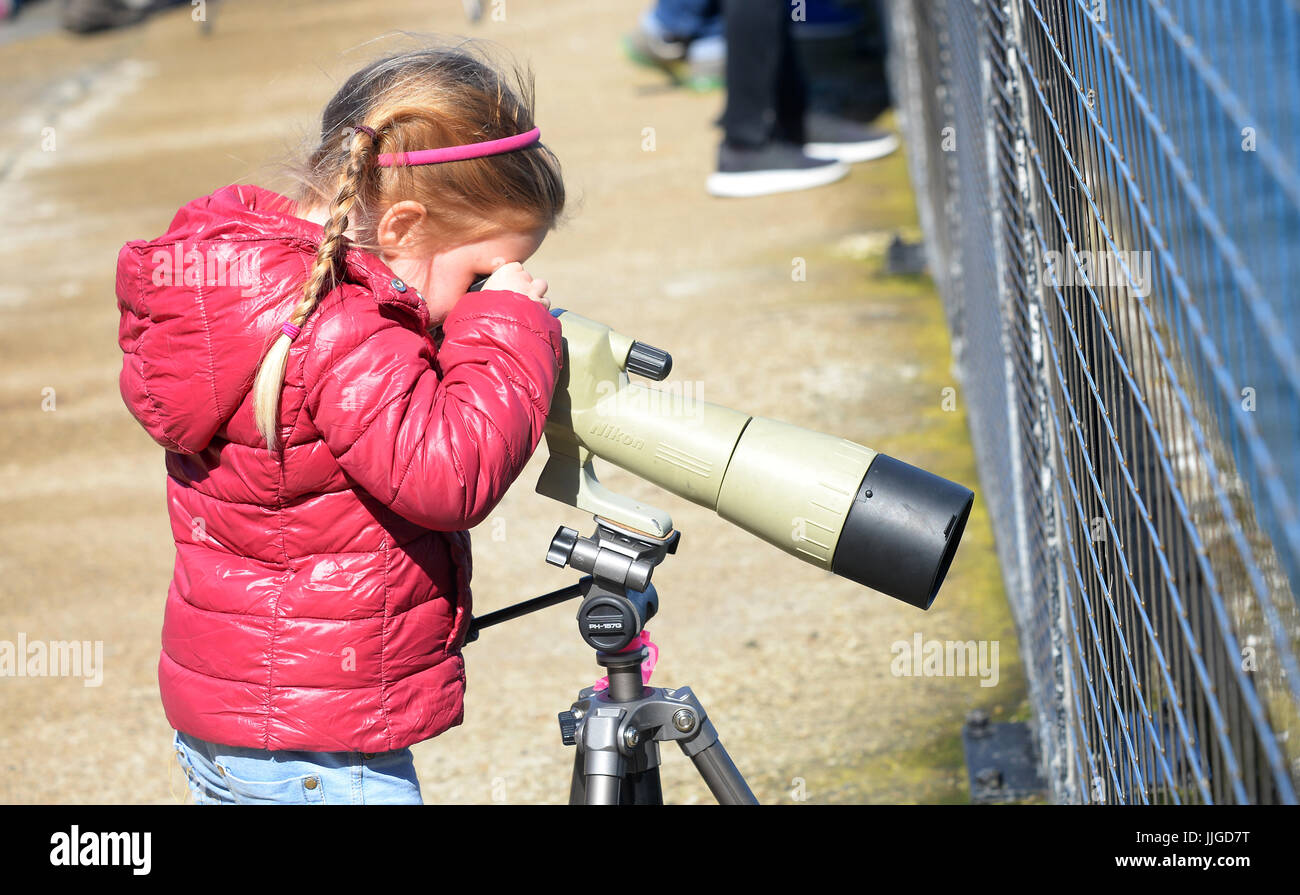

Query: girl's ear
[{"left": 376, "top": 201, "right": 429, "bottom": 254}]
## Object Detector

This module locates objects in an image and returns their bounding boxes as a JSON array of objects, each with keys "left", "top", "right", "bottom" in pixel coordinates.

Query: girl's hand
[{"left": 481, "top": 261, "right": 549, "bottom": 309}]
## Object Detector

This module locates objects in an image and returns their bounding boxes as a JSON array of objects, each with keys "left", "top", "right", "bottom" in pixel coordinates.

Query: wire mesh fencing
[{"left": 885, "top": 0, "right": 1300, "bottom": 803}]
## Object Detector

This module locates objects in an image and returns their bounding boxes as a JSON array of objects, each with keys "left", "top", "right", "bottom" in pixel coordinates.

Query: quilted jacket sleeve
[{"left": 304, "top": 289, "right": 563, "bottom": 531}]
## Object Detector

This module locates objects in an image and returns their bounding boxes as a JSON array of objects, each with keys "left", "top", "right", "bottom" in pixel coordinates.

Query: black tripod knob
[
  {"left": 547, "top": 526, "right": 580, "bottom": 568},
  {"left": 558, "top": 710, "right": 579, "bottom": 746}
]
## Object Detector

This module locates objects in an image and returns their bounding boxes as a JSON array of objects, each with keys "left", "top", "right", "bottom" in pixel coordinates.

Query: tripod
[{"left": 466, "top": 517, "right": 758, "bottom": 805}]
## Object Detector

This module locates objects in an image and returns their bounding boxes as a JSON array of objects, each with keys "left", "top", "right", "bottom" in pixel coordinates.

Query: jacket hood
[{"left": 116, "top": 185, "right": 428, "bottom": 454}]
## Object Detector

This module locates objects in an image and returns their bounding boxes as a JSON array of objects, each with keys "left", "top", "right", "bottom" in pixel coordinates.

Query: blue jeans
[
  {"left": 172, "top": 729, "right": 423, "bottom": 805},
  {"left": 647, "top": 0, "right": 723, "bottom": 41}
]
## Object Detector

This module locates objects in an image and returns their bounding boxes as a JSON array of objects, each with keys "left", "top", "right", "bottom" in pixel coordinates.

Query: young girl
[{"left": 116, "top": 45, "right": 565, "bottom": 804}]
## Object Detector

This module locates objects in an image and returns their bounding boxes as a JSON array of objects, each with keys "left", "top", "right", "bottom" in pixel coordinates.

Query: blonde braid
[{"left": 253, "top": 126, "right": 379, "bottom": 450}]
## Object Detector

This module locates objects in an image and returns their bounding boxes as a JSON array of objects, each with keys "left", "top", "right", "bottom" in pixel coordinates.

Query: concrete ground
[{"left": 0, "top": 0, "right": 1024, "bottom": 804}]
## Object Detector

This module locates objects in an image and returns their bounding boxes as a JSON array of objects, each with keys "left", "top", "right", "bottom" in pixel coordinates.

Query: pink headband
[
  {"left": 277, "top": 127, "right": 541, "bottom": 342},
  {"left": 368, "top": 126, "right": 542, "bottom": 167}
]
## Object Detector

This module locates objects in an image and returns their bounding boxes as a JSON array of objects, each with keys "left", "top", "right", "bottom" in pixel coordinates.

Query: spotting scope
[{"left": 535, "top": 311, "right": 974, "bottom": 610}]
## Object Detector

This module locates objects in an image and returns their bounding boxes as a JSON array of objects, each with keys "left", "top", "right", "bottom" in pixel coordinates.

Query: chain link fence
[{"left": 885, "top": 0, "right": 1300, "bottom": 803}]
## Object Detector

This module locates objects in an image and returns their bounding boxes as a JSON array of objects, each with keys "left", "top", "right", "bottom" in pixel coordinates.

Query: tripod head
[{"left": 546, "top": 518, "right": 676, "bottom": 652}]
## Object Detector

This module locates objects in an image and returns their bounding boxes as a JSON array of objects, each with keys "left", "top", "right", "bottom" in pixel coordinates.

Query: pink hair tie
[
  {"left": 353, "top": 125, "right": 376, "bottom": 139},
  {"left": 376, "top": 126, "right": 541, "bottom": 167},
  {"left": 281, "top": 322, "right": 301, "bottom": 340},
  {"left": 591, "top": 629, "right": 659, "bottom": 692}
]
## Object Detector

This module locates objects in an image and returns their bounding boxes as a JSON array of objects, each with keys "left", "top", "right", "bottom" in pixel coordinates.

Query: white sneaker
[
  {"left": 802, "top": 112, "right": 900, "bottom": 164},
  {"left": 707, "top": 141, "right": 850, "bottom": 198}
]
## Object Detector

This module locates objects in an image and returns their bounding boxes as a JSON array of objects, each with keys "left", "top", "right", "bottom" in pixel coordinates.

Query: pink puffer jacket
[{"left": 116, "top": 184, "right": 562, "bottom": 752}]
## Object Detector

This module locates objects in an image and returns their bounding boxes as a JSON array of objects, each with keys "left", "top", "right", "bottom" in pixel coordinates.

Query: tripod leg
[
  {"left": 584, "top": 774, "right": 623, "bottom": 805},
  {"left": 575, "top": 711, "right": 629, "bottom": 805},
  {"left": 572, "top": 738, "right": 663, "bottom": 804},
  {"left": 571, "top": 721, "right": 662, "bottom": 804},
  {"left": 568, "top": 750, "right": 586, "bottom": 805},
  {"left": 622, "top": 766, "right": 664, "bottom": 805},
  {"left": 569, "top": 745, "right": 626, "bottom": 805},
  {"left": 687, "top": 741, "right": 759, "bottom": 805}
]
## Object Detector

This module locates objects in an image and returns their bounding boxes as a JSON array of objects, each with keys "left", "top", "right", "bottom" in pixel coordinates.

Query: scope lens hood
[{"left": 831, "top": 454, "right": 974, "bottom": 610}]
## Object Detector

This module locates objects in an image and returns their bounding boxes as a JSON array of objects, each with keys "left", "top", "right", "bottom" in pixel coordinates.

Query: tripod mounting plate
[{"left": 546, "top": 519, "right": 678, "bottom": 593}]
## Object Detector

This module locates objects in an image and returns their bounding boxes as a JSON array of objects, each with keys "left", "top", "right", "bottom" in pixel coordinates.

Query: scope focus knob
[
  {"left": 626, "top": 341, "right": 673, "bottom": 381},
  {"left": 547, "top": 526, "right": 580, "bottom": 568}
]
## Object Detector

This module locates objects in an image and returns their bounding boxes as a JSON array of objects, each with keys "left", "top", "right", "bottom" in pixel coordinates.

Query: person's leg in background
[
  {"left": 59, "top": 0, "right": 190, "bottom": 33},
  {"left": 721, "top": 0, "right": 807, "bottom": 146},
  {"left": 708, "top": 0, "right": 847, "bottom": 197},
  {"left": 647, "top": 0, "right": 722, "bottom": 43},
  {"left": 627, "top": 0, "right": 726, "bottom": 90},
  {"left": 625, "top": 1, "right": 882, "bottom": 97},
  {"left": 707, "top": 0, "right": 899, "bottom": 197}
]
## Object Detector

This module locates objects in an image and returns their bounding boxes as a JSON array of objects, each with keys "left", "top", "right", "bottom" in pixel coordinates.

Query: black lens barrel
[{"left": 830, "top": 454, "right": 975, "bottom": 610}]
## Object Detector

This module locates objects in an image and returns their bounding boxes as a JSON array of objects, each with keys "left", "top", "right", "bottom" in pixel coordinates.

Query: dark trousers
[{"left": 720, "top": 0, "right": 807, "bottom": 147}]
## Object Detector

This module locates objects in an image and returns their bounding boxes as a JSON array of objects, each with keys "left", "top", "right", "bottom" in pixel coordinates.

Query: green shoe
[{"left": 621, "top": 32, "right": 724, "bottom": 92}]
